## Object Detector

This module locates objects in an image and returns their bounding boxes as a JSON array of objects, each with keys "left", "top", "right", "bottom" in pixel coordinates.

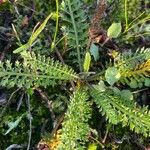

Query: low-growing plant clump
[{"left": 0, "top": 0, "right": 150, "bottom": 149}]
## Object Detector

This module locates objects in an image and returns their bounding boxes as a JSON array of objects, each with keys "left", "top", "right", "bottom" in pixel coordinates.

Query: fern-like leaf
[
  {"left": 91, "top": 87, "right": 150, "bottom": 137},
  {"left": 61, "top": 0, "right": 89, "bottom": 71},
  {"left": 105, "top": 48, "right": 150, "bottom": 88},
  {"left": 115, "top": 48, "right": 150, "bottom": 68},
  {"left": 120, "top": 59, "right": 150, "bottom": 87},
  {"left": 0, "top": 52, "right": 78, "bottom": 88},
  {"left": 117, "top": 48, "right": 150, "bottom": 88},
  {"left": 57, "top": 88, "right": 91, "bottom": 150}
]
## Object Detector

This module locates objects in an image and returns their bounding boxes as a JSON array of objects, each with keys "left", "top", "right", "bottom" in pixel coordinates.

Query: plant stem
[
  {"left": 124, "top": 0, "right": 128, "bottom": 31},
  {"left": 51, "top": 0, "right": 59, "bottom": 51},
  {"left": 36, "top": 88, "right": 56, "bottom": 127},
  {"left": 26, "top": 94, "right": 32, "bottom": 150},
  {"left": 0, "top": 88, "right": 21, "bottom": 120},
  {"left": 125, "top": 16, "right": 150, "bottom": 33},
  {"left": 1, "top": 67, "right": 79, "bottom": 80},
  {"left": 128, "top": 11, "right": 145, "bottom": 28}
]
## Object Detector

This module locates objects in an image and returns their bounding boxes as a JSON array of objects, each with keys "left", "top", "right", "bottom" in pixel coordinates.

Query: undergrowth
[{"left": 0, "top": 0, "right": 150, "bottom": 150}]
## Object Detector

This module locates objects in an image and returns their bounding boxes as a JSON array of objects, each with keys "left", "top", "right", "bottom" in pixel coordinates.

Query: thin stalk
[
  {"left": 48, "top": 34, "right": 76, "bottom": 89},
  {"left": 132, "top": 88, "right": 148, "bottom": 94},
  {"left": 67, "top": 0, "right": 82, "bottom": 72},
  {"left": 0, "top": 88, "right": 21, "bottom": 120},
  {"left": 123, "top": 11, "right": 145, "bottom": 33},
  {"left": 125, "top": 17, "right": 150, "bottom": 33},
  {"left": 26, "top": 94, "right": 32, "bottom": 150},
  {"left": 86, "top": 70, "right": 105, "bottom": 81},
  {"left": 126, "top": 32, "right": 150, "bottom": 39},
  {"left": 102, "top": 125, "right": 111, "bottom": 143},
  {"left": 51, "top": 0, "right": 59, "bottom": 51},
  {"left": 124, "top": 0, "right": 128, "bottom": 31},
  {"left": 1, "top": 70, "right": 79, "bottom": 80},
  {"left": 12, "top": 24, "right": 22, "bottom": 46},
  {"left": 54, "top": 35, "right": 66, "bottom": 48},
  {"left": 36, "top": 88, "right": 55, "bottom": 125},
  {"left": 89, "top": 135, "right": 104, "bottom": 148},
  {"left": 128, "top": 11, "right": 145, "bottom": 28}
]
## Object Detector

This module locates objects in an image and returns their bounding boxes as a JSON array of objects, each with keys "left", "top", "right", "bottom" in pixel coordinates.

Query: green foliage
[
  {"left": 102, "top": 48, "right": 150, "bottom": 88},
  {"left": 113, "top": 48, "right": 150, "bottom": 88},
  {"left": 0, "top": 90, "right": 52, "bottom": 149},
  {"left": 91, "top": 87, "right": 150, "bottom": 137},
  {"left": 57, "top": 88, "right": 91, "bottom": 150},
  {"left": 90, "top": 43, "right": 99, "bottom": 61},
  {"left": 0, "top": 0, "right": 150, "bottom": 149},
  {"left": 14, "top": 13, "right": 52, "bottom": 54},
  {"left": 0, "top": 52, "right": 78, "bottom": 88},
  {"left": 61, "top": 0, "right": 88, "bottom": 48},
  {"left": 120, "top": 90, "right": 133, "bottom": 101},
  {"left": 107, "top": 0, "right": 149, "bottom": 22},
  {"left": 105, "top": 67, "right": 121, "bottom": 86},
  {"left": 87, "top": 143, "right": 97, "bottom": 150},
  {"left": 106, "top": 0, "right": 150, "bottom": 43},
  {"left": 5, "top": 113, "right": 26, "bottom": 135},
  {"left": 83, "top": 52, "right": 91, "bottom": 72},
  {"left": 61, "top": 0, "right": 89, "bottom": 71},
  {"left": 107, "top": 22, "right": 122, "bottom": 38}
]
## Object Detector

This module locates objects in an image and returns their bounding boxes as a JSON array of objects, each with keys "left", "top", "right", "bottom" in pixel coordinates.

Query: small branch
[
  {"left": 17, "top": 92, "right": 24, "bottom": 111},
  {"left": 51, "top": 0, "right": 59, "bottom": 51},
  {"left": 0, "top": 42, "right": 12, "bottom": 61},
  {"left": 36, "top": 88, "right": 55, "bottom": 127},
  {"left": 48, "top": 35, "right": 75, "bottom": 89},
  {"left": 6, "top": 144, "right": 27, "bottom": 150},
  {"left": 102, "top": 127, "right": 109, "bottom": 143},
  {"left": 132, "top": 88, "right": 148, "bottom": 94},
  {"left": 90, "top": 129, "right": 105, "bottom": 148},
  {"left": 0, "top": 88, "right": 21, "bottom": 120},
  {"left": 26, "top": 94, "right": 32, "bottom": 150},
  {"left": 89, "top": 135, "right": 104, "bottom": 148},
  {"left": 55, "top": 49, "right": 65, "bottom": 64},
  {"left": 133, "top": 139, "right": 146, "bottom": 150},
  {"left": 102, "top": 124, "right": 111, "bottom": 144},
  {"left": 124, "top": 0, "right": 128, "bottom": 31},
  {"left": 50, "top": 113, "right": 65, "bottom": 136},
  {"left": 40, "top": 119, "right": 49, "bottom": 135},
  {"left": 55, "top": 49, "right": 75, "bottom": 89}
]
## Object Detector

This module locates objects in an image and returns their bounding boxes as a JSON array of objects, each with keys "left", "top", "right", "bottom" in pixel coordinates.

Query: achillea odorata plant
[{"left": 1, "top": 0, "right": 150, "bottom": 149}]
